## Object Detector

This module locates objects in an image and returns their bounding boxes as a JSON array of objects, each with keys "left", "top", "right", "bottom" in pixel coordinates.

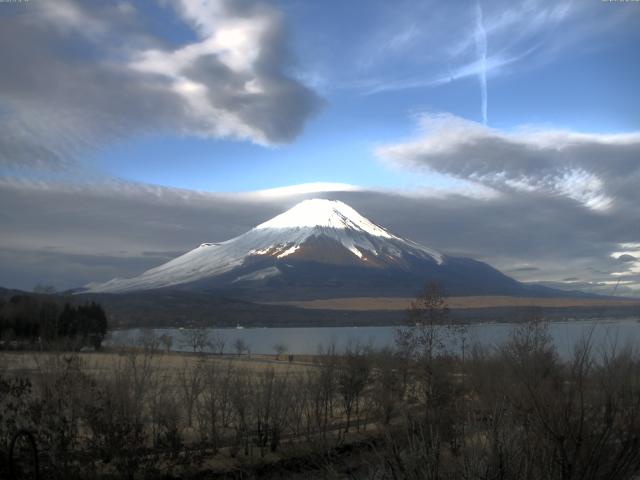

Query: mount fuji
[{"left": 83, "top": 199, "right": 555, "bottom": 299}]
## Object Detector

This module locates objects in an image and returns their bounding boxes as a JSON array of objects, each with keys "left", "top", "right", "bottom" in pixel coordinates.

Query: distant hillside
[{"left": 2, "top": 286, "right": 637, "bottom": 329}]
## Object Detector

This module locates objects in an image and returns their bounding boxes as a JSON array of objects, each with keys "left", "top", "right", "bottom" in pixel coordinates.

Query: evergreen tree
[{"left": 0, "top": 295, "right": 108, "bottom": 349}]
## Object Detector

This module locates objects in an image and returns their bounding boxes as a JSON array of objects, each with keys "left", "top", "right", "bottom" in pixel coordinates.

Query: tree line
[{"left": 0, "top": 294, "right": 108, "bottom": 349}]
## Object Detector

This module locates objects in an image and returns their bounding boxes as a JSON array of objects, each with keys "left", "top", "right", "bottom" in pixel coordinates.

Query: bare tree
[
  {"left": 159, "top": 334, "right": 173, "bottom": 354},
  {"left": 371, "top": 349, "right": 404, "bottom": 426},
  {"left": 181, "top": 328, "right": 210, "bottom": 354},
  {"left": 230, "top": 371, "right": 253, "bottom": 456},
  {"left": 210, "top": 331, "right": 226, "bottom": 355},
  {"left": 197, "top": 360, "right": 235, "bottom": 453},
  {"left": 251, "top": 368, "right": 292, "bottom": 455},
  {"left": 337, "top": 342, "right": 370, "bottom": 432},
  {"left": 303, "top": 343, "right": 338, "bottom": 444},
  {"left": 137, "top": 328, "right": 160, "bottom": 353},
  {"left": 396, "top": 282, "right": 451, "bottom": 361},
  {"left": 178, "top": 359, "right": 204, "bottom": 428},
  {"left": 233, "top": 338, "right": 248, "bottom": 356},
  {"left": 394, "top": 282, "right": 466, "bottom": 419},
  {"left": 273, "top": 343, "right": 287, "bottom": 360},
  {"left": 84, "top": 352, "right": 156, "bottom": 479}
]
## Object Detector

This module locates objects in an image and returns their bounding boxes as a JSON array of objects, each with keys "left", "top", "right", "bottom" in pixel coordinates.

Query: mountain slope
[
  {"left": 85, "top": 199, "right": 443, "bottom": 293},
  {"left": 83, "top": 199, "right": 562, "bottom": 298}
]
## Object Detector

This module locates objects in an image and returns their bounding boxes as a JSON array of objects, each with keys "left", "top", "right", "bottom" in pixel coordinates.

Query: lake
[{"left": 106, "top": 317, "right": 640, "bottom": 358}]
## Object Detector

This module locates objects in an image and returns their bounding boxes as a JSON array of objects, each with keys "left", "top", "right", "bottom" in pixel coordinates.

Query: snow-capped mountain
[{"left": 84, "top": 199, "right": 539, "bottom": 298}]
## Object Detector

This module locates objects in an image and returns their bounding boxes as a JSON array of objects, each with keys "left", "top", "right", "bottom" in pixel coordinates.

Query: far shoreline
[
  {"left": 263, "top": 295, "right": 640, "bottom": 311},
  {"left": 105, "top": 307, "right": 640, "bottom": 331}
]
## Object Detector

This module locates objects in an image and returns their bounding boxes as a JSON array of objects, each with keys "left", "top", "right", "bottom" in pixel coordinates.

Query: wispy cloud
[
  {"left": 252, "top": 182, "right": 362, "bottom": 198},
  {"left": 358, "top": 51, "right": 527, "bottom": 96},
  {"left": 345, "top": 0, "right": 632, "bottom": 104},
  {"left": 475, "top": 1, "right": 488, "bottom": 124}
]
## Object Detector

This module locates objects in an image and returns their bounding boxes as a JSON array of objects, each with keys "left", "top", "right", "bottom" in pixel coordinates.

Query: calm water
[{"left": 106, "top": 317, "right": 640, "bottom": 358}]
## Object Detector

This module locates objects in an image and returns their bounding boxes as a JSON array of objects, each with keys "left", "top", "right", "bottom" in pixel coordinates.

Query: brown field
[
  {"left": 265, "top": 295, "right": 640, "bottom": 311},
  {"left": 0, "top": 349, "right": 313, "bottom": 377}
]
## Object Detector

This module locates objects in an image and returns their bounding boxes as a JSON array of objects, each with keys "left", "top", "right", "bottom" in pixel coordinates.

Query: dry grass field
[
  {"left": 0, "top": 349, "right": 313, "bottom": 378},
  {"left": 265, "top": 295, "right": 640, "bottom": 311}
]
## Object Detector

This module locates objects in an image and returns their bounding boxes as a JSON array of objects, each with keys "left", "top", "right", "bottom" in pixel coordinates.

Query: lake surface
[{"left": 106, "top": 317, "right": 640, "bottom": 358}]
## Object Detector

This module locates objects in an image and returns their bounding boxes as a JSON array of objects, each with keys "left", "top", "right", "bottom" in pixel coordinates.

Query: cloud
[
  {"left": 347, "top": 0, "right": 637, "bottom": 101},
  {"left": 1, "top": 175, "right": 640, "bottom": 295},
  {"left": 0, "top": 176, "right": 275, "bottom": 254},
  {"left": 474, "top": 1, "right": 488, "bottom": 124},
  {"left": 370, "top": 113, "right": 640, "bottom": 294},
  {"left": 0, "top": 0, "right": 319, "bottom": 170},
  {"left": 377, "top": 114, "right": 640, "bottom": 212},
  {"left": 0, "top": 177, "right": 365, "bottom": 289},
  {"left": 0, "top": 248, "right": 168, "bottom": 292},
  {"left": 253, "top": 182, "right": 362, "bottom": 198},
  {"left": 610, "top": 245, "right": 640, "bottom": 280},
  {"left": 509, "top": 266, "right": 540, "bottom": 273},
  {"left": 358, "top": 50, "right": 527, "bottom": 96}
]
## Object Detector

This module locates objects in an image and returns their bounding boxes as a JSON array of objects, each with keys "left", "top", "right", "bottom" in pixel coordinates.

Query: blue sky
[
  {"left": 76, "top": 0, "right": 640, "bottom": 193},
  {"left": 1, "top": 0, "right": 640, "bottom": 293}
]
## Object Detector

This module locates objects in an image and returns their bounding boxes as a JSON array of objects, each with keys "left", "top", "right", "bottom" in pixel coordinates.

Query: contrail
[{"left": 475, "top": 1, "right": 488, "bottom": 124}]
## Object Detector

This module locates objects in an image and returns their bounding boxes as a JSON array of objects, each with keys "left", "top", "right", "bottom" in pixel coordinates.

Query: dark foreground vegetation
[{"left": 2, "top": 286, "right": 640, "bottom": 479}]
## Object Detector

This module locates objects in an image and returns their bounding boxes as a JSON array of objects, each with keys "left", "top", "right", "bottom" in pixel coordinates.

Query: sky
[{"left": 1, "top": 0, "right": 640, "bottom": 296}]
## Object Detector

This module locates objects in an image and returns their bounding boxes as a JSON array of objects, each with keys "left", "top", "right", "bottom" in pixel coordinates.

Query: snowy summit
[
  {"left": 256, "top": 199, "right": 395, "bottom": 238},
  {"left": 84, "top": 199, "right": 444, "bottom": 293}
]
